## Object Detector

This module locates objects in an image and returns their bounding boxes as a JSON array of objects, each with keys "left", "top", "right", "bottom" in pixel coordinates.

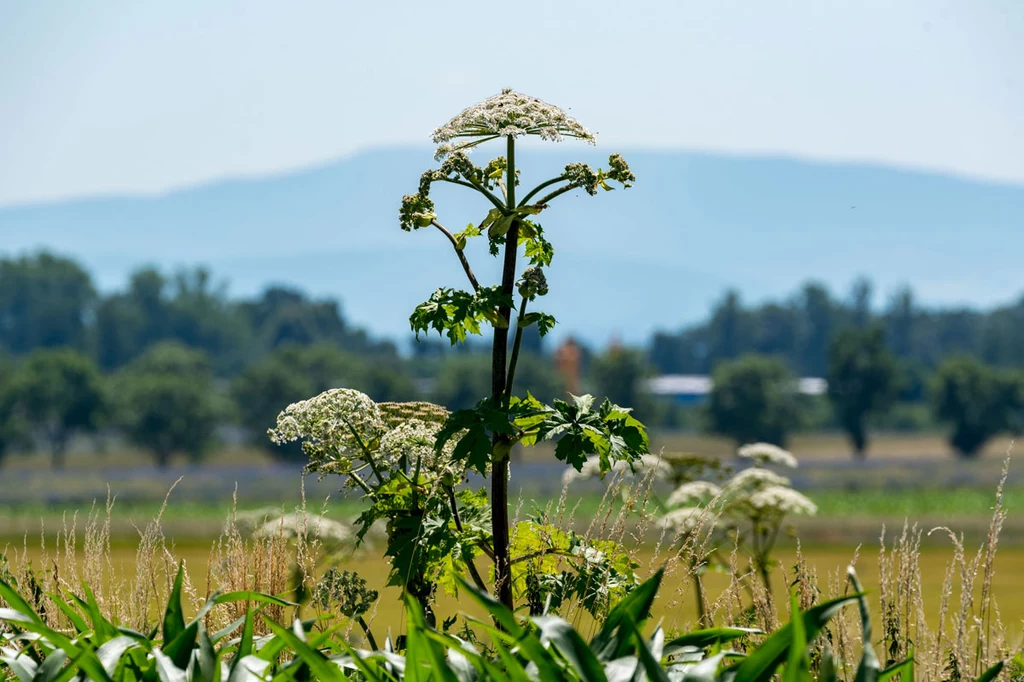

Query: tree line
[{"left": 0, "top": 252, "right": 1021, "bottom": 467}]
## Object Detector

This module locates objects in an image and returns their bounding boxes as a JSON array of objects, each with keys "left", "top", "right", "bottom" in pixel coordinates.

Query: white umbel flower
[
  {"left": 722, "top": 467, "right": 791, "bottom": 495},
  {"left": 657, "top": 507, "right": 711, "bottom": 535},
  {"left": 432, "top": 89, "right": 596, "bottom": 160},
  {"left": 377, "top": 418, "right": 459, "bottom": 477},
  {"left": 268, "top": 388, "right": 387, "bottom": 476},
  {"left": 744, "top": 485, "right": 818, "bottom": 516},
  {"left": 737, "top": 442, "right": 798, "bottom": 468},
  {"left": 254, "top": 513, "right": 354, "bottom": 545},
  {"left": 666, "top": 481, "right": 722, "bottom": 508},
  {"left": 562, "top": 454, "right": 671, "bottom": 485}
]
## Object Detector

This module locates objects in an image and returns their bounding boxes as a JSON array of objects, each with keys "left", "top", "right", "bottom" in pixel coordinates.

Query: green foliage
[
  {"left": 511, "top": 521, "right": 641, "bottom": 619},
  {"left": 6, "top": 348, "right": 105, "bottom": 468},
  {"left": 235, "top": 344, "right": 414, "bottom": 461},
  {"left": 113, "top": 342, "right": 223, "bottom": 468},
  {"left": 931, "top": 355, "right": 1024, "bottom": 457},
  {"left": 409, "top": 286, "right": 515, "bottom": 344},
  {"left": 518, "top": 394, "right": 650, "bottom": 473},
  {"left": 0, "top": 252, "right": 96, "bottom": 355},
  {"left": 707, "top": 355, "right": 801, "bottom": 447},
  {"left": 826, "top": 326, "right": 900, "bottom": 456}
]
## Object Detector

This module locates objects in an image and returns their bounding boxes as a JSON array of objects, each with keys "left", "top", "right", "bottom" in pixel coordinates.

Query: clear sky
[{"left": 1, "top": 0, "right": 1022, "bottom": 207}]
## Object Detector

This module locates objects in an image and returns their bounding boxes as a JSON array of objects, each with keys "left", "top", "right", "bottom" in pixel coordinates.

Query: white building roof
[{"left": 643, "top": 374, "right": 827, "bottom": 396}]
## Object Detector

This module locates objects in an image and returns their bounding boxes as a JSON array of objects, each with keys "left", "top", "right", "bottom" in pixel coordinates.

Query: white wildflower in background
[
  {"left": 722, "top": 467, "right": 791, "bottom": 495},
  {"left": 561, "top": 453, "right": 671, "bottom": 485},
  {"left": 666, "top": 481, "right": 722, "bottom": 509},
  {"left": 268, "top": 388, "right": 387, "bottom": 476},
  {"left": 737, "top": 442, "right": 798, "bottom": 468},
  {"left": 432, "top": 88, "right": 596, "bottom": 160},
  {"left": 744, "top": 485, "right": 818, "bottom": 516},
  {"left": 254, "top": 513, "right": 354, "bottom": 545},
  {"left": 657, "top": 507, "right": 710, "bottom": 535},
  {"left": 377, "top": 418, "right": 460, "bottom": 478}
]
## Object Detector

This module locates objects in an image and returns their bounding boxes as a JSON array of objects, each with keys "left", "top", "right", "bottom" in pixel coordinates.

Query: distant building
[
  {"left": 553, "top": 337, "right": 582, "bottom": 395},
  {"left": 642, "top": 374, "right": 827, "bottom": 405}
]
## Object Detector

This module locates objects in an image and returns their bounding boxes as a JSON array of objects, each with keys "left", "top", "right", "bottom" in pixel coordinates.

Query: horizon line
[{"left": 3, "top": 142, "right": 1024, "bottom": 212}]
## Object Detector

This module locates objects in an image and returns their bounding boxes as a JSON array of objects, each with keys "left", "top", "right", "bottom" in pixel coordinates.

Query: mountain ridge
[{"left": 2, "top": 147, "right": 1022, "bottom": 345}]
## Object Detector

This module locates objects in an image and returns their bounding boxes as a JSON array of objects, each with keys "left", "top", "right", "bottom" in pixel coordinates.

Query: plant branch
[
  {"left": 533, "top": 183, "right": 578, "bottom": 207},
  {"left": 504, "top": 295, "right": 529, "bottom": 397},
  {"left": 444, "top": 485, "right": 490, "bottom": 593},
  {"left": 519, "top": 175, "right": 568, "bottom": 207},
  {"left": 343, "top": 418, "right": 386, "bottom": 486},
  {"left": 431, "top": 219, "right": 480, "bottom": 291},
  {"left": 438, "top": 177, "right": 506, "bottom": 213},
  {"left": 510, "top": 547, "right": 577, "bottom": 565}
]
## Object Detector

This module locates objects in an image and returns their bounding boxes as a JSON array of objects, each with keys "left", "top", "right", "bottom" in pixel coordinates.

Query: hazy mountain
[{"left": 2, "top": 148, "right": 1022, "bottom": 345}]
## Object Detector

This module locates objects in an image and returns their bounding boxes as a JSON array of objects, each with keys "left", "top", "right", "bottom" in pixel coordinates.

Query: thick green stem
[{"left": 490, "top": 135, "right": 519, "bottom": 614}]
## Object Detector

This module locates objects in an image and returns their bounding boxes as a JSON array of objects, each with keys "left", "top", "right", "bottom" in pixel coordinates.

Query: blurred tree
[
  {"left": 432, "top": 355, "right": 491, "bottom": 411},
  {"left": 885, "top": 286, "right": 916, "bottom": 360},
  {"left": 826, "top": 326, "right": 900, "bottom": 458},
  {"left": 0, "top": 355, "right": 28, "bottom": 468},
  {"left": 706, "top": 290, "right": 748, "bottom": 364},
  {"left": 508, "top": 352, "right": 565, "bottom": 404},
  {"left": 797, "top": 282, "right": 835, "bottom": 376},
  {"left": 848, "top": 277, "right": 874, "bottom": 329},
  {"left": 931, "top": 356, "right": 1023, "bottom": 457},
  {"left": 231, "top": 344, "right": 411, "bottom": 462},
  {"left": 707, "top": 355, "right": 800, "bottom": 447},
  {"left": 0, "top": 253, "right": 96, "bottom": 354},
  {"left": 7, "top": 348, "right": 105, "bottom": 468},
  {"left": 94, "top": 268, "right": 169, "bottom": 370},
  {"left": 590, "top": 347, "right": 654, "bottom": 419},
  {"left": 115, "top": 342, "right": 222, "bottom": 468}
]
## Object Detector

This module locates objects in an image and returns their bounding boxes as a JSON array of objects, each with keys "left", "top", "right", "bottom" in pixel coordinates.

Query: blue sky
[{"left": 1, "top": 0, "right": 1022, "bottom": 207}]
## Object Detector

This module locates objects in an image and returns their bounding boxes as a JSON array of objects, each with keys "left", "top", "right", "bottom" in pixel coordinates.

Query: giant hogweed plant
[
  {"left": 403, "top": 89, "right": 647, "bottom": 613},
  {"left": 272, "top": 90, "right": 649, "bottom": 619}
]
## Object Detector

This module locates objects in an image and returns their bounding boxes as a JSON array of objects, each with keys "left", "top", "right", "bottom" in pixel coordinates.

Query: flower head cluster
[
  {"left": 742, "top": 485, "right": 817, "bottom": 517},
  {"left": 254, "top": 513, "right": 353, "bottom": 546},
  {"left": 269, "top": 388, "right": 387, "bottom": 477},
  {"left": 378, "top": 418, "right": 459, "bottom": 478},
  {"left": 564, "top": 163, "right": 600, "bottom": 196},
  {"left": 483, "top": 156, "right": 518, "bottom": 189},
  {"left": 657, "top": 507, "right": 711, "bottom": 535},
  {"left": 562, "top": 453, "right": 671, "bottom": 485},
  {"left": 312, "top": 568, "right": 379, "bottom": 617},
  {"left": 518, "top": 267, "right": 549, "bottom": 300},
  {"left": 737, "top": 442, "right": 798, "bottom": 468},
  {"left": 432, "top": 89, "right": 595, "bottom": 160},
  {"left": 606, "top": 154, "right": 636, "bottom": 188},
  {"left": 666, "top": 480, "right": 722, "bottom": 508},
  {"left": 378, "top": 401, "right": 450, "bottom": 429},
  {"left": 722, "top": 467, "right": 791, "bottom": 495},
  {"left": 399, "top": 193, "right": 436, "bottom": 231}
]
